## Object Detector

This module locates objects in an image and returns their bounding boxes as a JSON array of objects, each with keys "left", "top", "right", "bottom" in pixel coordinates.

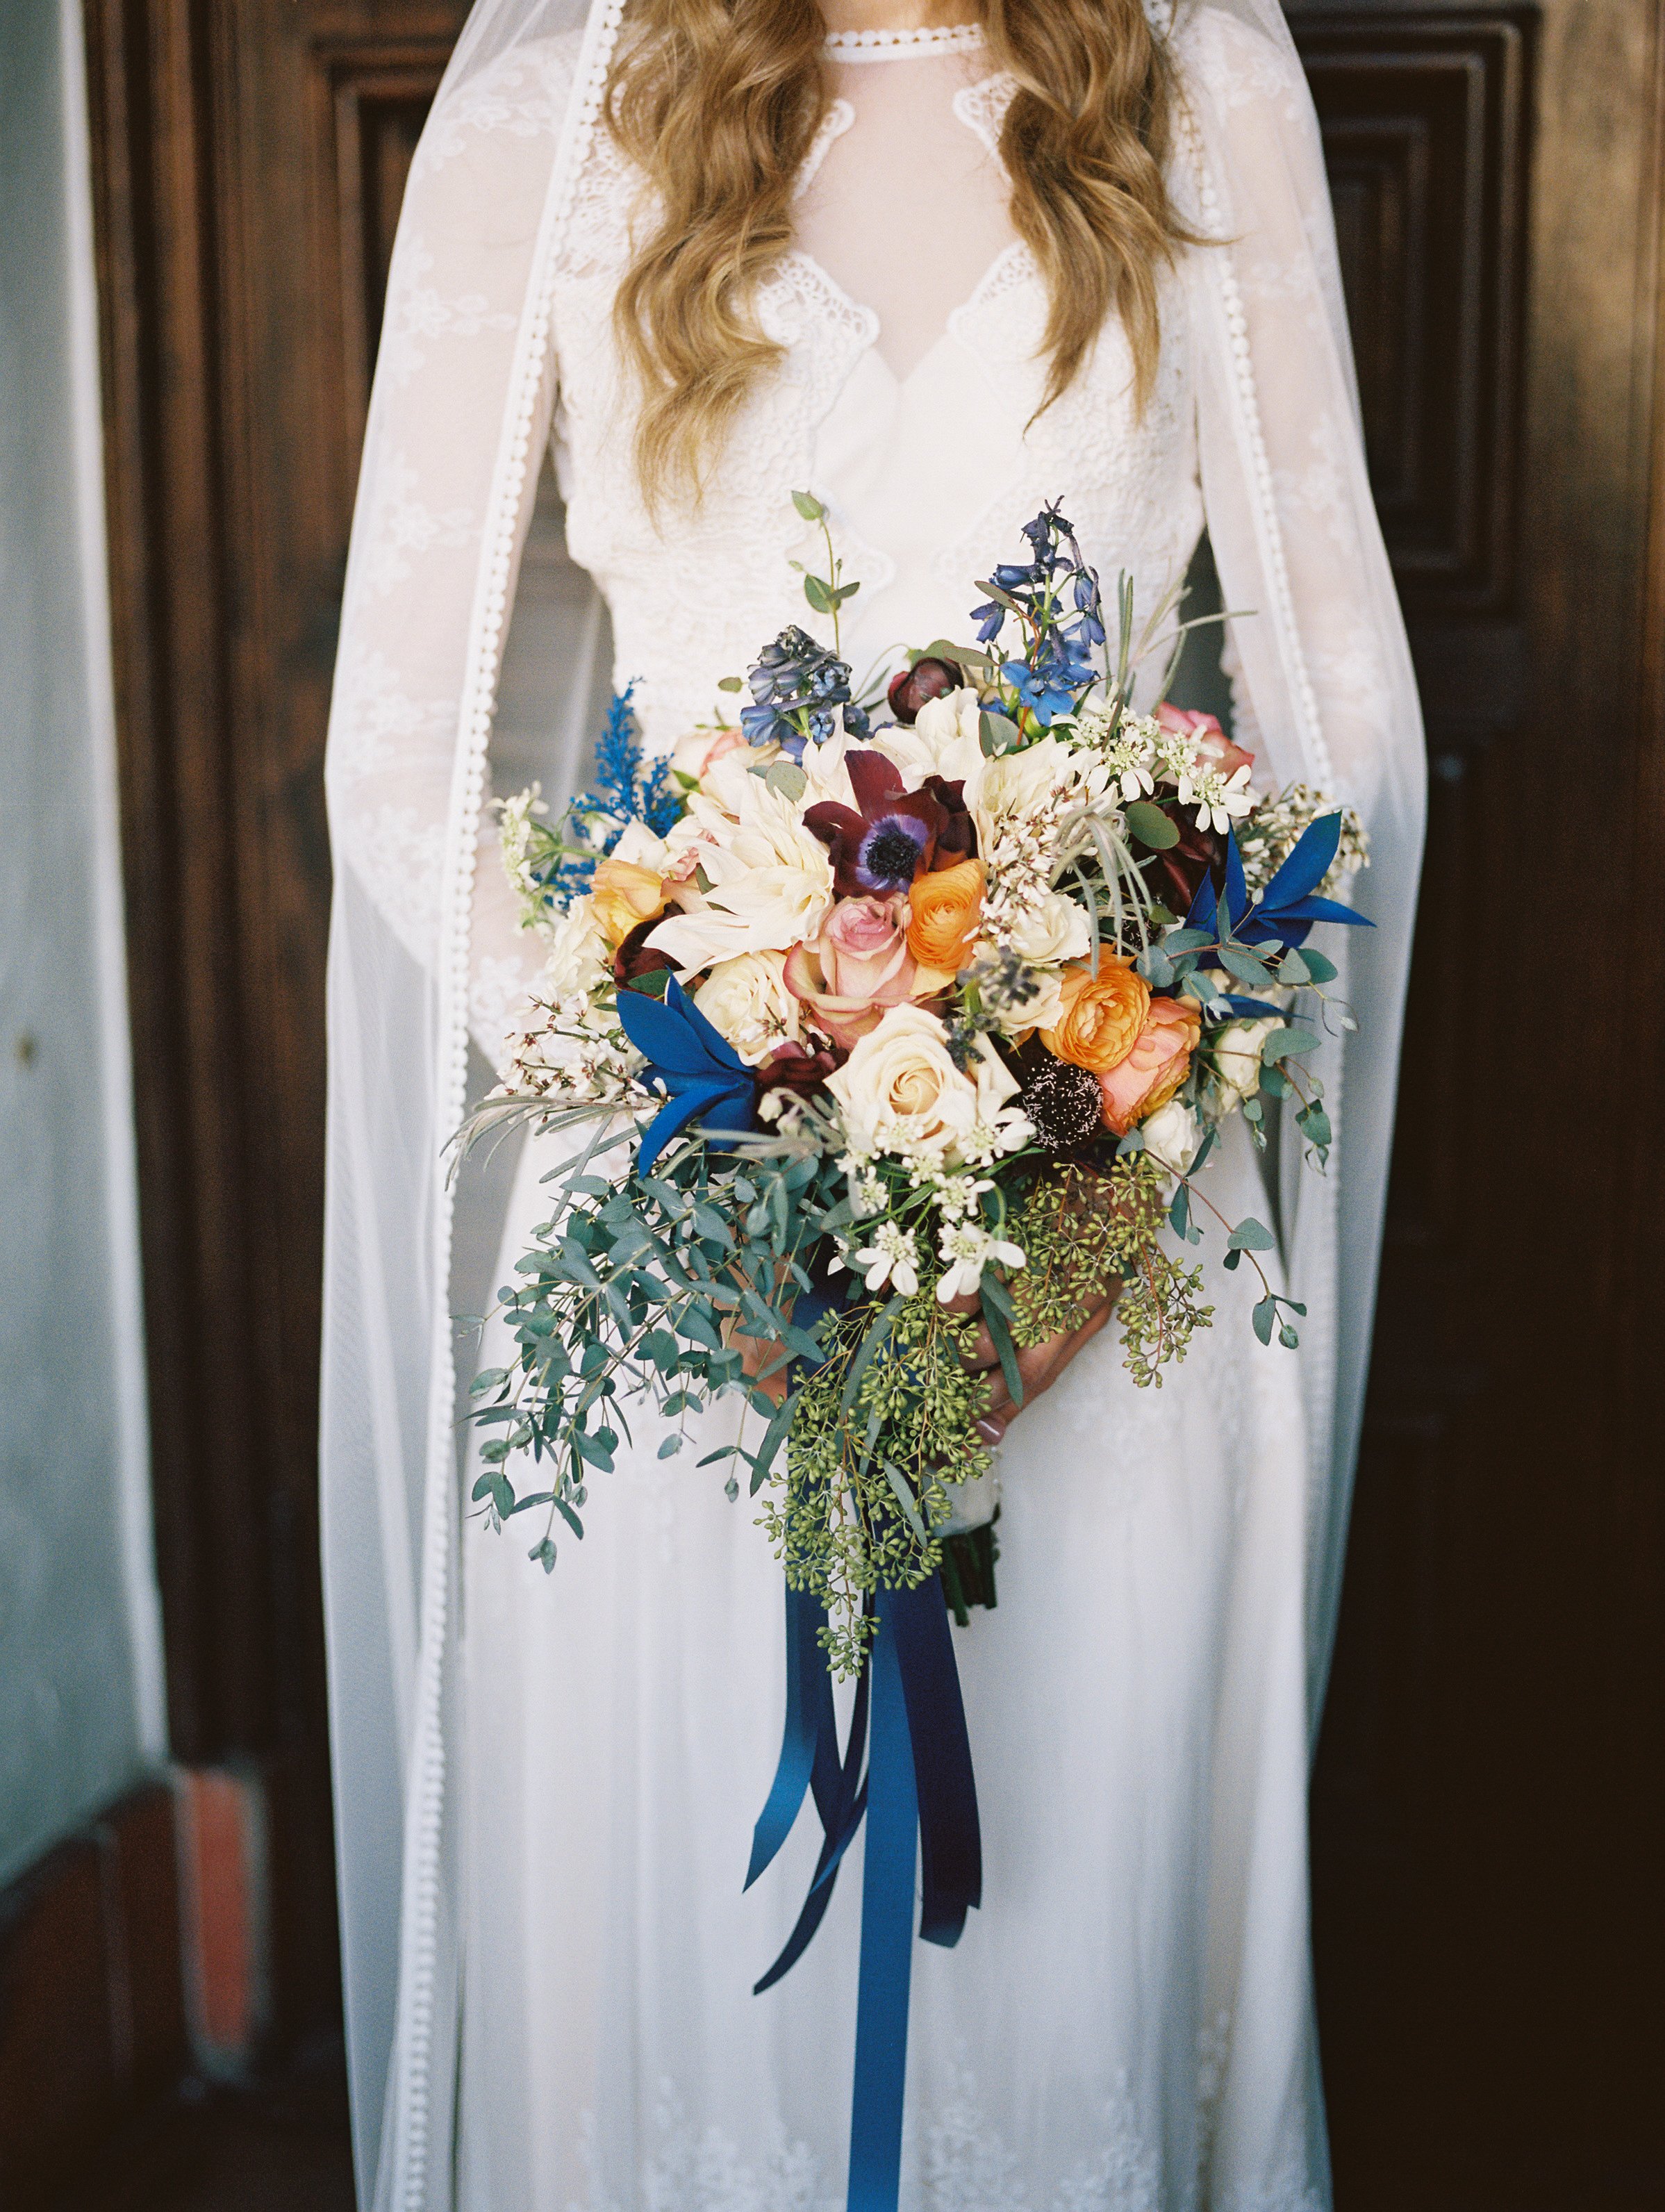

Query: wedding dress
[{"left": 317, "top": 9, "right": 1425, "bottom": 2211}]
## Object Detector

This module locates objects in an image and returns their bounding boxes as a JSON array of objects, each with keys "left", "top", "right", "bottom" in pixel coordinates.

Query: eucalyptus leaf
[
  {"left": 1125, "top": 800, "right": 1179, "bottom": 850},
  {"left": 1262, "top": 1025, "right": 1320, "bottom": 1063},
  {"left": 1227, "top": 1216, "right": 1276, "bottom": 1253},
  {"left": 765, "top": 761, "right": 809, "bottom": 804},
  {"left": 1218, "top": 946, "right": 1273, "bottom": 988},
  {"left": 791, "top": 488, "right": 826, "bottom": 521},
  {"left": 979, "top": 710, "right": 1022, "bottom": 757},
  {"left": 981, "top": 1292, "right": 1024, "bottom": 1410}
]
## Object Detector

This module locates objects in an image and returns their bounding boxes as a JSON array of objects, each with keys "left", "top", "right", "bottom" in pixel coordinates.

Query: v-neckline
[
  {"left": 790, "top": 72, "right": 1022, "bottom": 388},
  {"left": 781, "top": 239, "right": 1033, "bottom": 397}
]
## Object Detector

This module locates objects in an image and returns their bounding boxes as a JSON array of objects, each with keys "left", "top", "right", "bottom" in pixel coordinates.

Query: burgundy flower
[
  {"left": 803, "top": 751, "right": 977, "bottom": 898},
  {"left": 754, "top": 1041, "right": 842, "bottom": 1101},
  {"left": 613, "top": 916, "right": 679, "bottom": 986},
  {"left": 1150, "top": 807, "right": 1223, "bottom": 916},
  {"left": 886, "top": 654, "right": 966, "bottom": 725}
]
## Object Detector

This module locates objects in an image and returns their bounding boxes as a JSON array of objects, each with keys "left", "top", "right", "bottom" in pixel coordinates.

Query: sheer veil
[{"left": 319, "top": 1, "right": 1424, "bottom": 2200}]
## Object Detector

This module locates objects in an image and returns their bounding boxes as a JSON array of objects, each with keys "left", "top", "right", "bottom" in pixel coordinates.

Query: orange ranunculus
[
  {"left": 1097, "top": 996, "right": 1202, "bottom": 1136},
  {"left": 592, "top": 857, "right": 667, "bottom": 946},
  {"left": 1038, "top": 958, "right": 1150, "bottom": 1075},
  {"left": 904, "top": 858, "right": 984, "bottom": 973}
]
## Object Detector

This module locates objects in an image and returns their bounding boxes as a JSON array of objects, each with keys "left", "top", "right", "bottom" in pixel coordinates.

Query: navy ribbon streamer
[{"left": 747, "top": 1576, "right": 981, "bottom": 2212}]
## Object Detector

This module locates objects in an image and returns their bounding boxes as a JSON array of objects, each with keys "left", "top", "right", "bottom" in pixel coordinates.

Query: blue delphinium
[
  {"left": 971, "top": 502, "right": 1107, "bottom": 726},
  {"left": 742, "top": 626, "right": 870, "bottom": 761},
  {"left": 553, "top": 684, "right": 679, "bottom": 901}
]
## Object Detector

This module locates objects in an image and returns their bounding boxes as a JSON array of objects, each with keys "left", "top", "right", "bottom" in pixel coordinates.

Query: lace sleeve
[
  {"left": 1170, "top": 0, "right": 1427, "bottom": 1714},
  {"left": 1173, "top": 1, "right": 1423, "bottom": 830},
  {"left": 323, "top": 41, "right": 579, "bottom": 1065}
]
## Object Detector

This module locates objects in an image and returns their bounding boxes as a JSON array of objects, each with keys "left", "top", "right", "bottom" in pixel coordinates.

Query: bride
[{"left": 320, "top": 0, "right": 1425, "bottom": 2206}]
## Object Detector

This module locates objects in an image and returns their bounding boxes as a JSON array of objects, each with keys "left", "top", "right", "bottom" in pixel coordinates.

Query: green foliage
[
  {"left": 466, "top": 1128, "right": 845, "bottom": 1569},
  {"left": 1000, "top": 1153, "right": 1212, "bottom": 1389}
]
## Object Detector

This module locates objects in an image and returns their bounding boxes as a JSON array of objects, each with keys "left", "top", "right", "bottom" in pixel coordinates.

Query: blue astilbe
[{"left": 553, "top": 685, "right": 679, "bottom": 902}]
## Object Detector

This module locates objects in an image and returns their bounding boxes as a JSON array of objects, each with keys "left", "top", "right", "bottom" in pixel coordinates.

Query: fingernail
[{"left": 975, "top": 1417, "right": 1003, "bottom": 1444}]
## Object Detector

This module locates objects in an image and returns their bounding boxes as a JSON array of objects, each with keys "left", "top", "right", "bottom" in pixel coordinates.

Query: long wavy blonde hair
[{"left": 606, "top": 0, "right": 1193, "bottom": 505}]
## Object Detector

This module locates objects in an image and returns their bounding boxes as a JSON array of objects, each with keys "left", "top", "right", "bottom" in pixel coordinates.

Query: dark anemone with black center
[
  {"left": 1017, "top": 1056, "right": 1105, "bottom": 1153},
  {"left": 859, "top": 815, "right": 929, "bottom": 892}
]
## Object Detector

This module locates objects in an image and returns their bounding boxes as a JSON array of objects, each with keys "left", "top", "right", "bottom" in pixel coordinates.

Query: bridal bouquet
[{"left": 467, "top": 500, "right": 1369, "bottom": 1672}]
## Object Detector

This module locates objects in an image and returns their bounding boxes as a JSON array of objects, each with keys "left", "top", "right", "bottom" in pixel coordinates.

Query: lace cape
[{"left": 320, "top": 5, "right": 1425, "bottom": 2203}]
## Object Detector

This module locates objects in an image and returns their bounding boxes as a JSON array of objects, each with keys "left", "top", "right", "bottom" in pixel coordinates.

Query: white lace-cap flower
[
  {"left": 935, "top": 1220, "right": 1025, "bottom": 1305},
  {"left": 852, "top": 1219, "right": 921, "bottom": 1297},
  {"left": 1177, "top": 759, "right": 1258, "bottom": 836}
]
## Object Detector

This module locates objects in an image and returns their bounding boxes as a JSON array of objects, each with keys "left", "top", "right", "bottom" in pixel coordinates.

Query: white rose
[
  {"left": 542, "top": 898, "right": 611, "bottom": 999},
  {"left": 1005, "top": 966, "right": 1067, "bottom": 1035},
  {"left": 1141, "top": 1098, "right": 1202, "bottom": 1175},
  {"left": 693, "top": 951, "right": 801, "bottom": 1065},
  {"left": 825, "top": 1003, "right": 984, "bottom": 1164},
  {"left": 872, "top": 686, "right": 986, "bottom": 786},
  {"left": 978, "top": 962, "right": 1066, "bottom": 1037},
  {"left": 1009, "top": 889, "right": 1091, "bottom": 966},
  {"left": 1210, "top": 1016, "right": 1284, "bottom": 1111},
  {"left": 668, "top": 727, "right": 747, "bottom": 785}
]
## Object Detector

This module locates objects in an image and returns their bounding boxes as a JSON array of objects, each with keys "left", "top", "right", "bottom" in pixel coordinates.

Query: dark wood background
[{"left": 81, "top": 0, "right": 1665, "bottom": 2201}]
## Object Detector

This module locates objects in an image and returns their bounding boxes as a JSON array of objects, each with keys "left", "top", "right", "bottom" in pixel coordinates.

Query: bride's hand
[{"left": 945, "top": 1287, "right": 1120, "bottom": 1446}]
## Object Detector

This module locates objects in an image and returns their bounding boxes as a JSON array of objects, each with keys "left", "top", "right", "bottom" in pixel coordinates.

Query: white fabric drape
[{"left": 320, "top": 4, "right": 1424, "bottom": 2202}]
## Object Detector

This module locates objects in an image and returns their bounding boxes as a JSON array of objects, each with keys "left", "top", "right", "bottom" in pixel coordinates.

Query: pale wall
[{"left": 0, "top": 0, "right": 166, "bottom": 1883}]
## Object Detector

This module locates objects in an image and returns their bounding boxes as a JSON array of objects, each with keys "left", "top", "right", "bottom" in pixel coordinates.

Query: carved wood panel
[{"left": 1303, "top": 17, "right": 1530, "bottom": 613}]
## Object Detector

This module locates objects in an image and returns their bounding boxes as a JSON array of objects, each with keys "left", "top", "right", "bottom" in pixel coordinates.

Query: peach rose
[
  {"left": 1154, "top": 701, "right": 1254, "bottom": 782},
  {"left": 591, "top": 857, "right": 667, "bottom": 946},
  {"left": 1097, "top": 996, "right": 1202, "bottom": 1136},
  {"left": 669, "top": 726, "right": 748, "bottom": 784},
  {"left": 784, "top": 894, "right": 920, "bottom": 1050},
  {"left": 904, "top": 858, "right": 984, "bottom": 973},
  {"left": 1038, "top": 958, "right": 1151, "bottom": 1075}
]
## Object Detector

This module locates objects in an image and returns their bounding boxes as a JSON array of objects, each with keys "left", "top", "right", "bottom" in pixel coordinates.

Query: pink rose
[
  {"left": 669, "top": 726, "right": 747, "bottom": 784},
  {"left": 784, "top": 895, "right": 920, "bottom": 1050},
  {"left": 1154, "top": 701, "right": 1254, "bottom": 781},
  {"left": 1096, "top": 995, "right": 1202, "bottom": 1137}
]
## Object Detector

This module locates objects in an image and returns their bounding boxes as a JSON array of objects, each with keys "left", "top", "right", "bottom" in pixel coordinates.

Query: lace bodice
[{"left": 549, "top": 38, "right": 1203, "bottom": 752}]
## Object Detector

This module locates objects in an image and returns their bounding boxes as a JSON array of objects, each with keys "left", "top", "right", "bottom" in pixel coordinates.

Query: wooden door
[
  {"left": 82, "top": 0, "right": 467, "bottom": 2042},
  {"left": 85, "top": 0, "right": 1665, "bottom": 2194},
  {"left": 1291, "top": 3, "right": 1665, "bottom": 2202}
]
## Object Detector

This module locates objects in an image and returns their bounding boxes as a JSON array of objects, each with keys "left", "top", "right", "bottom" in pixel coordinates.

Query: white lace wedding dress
[{"left": 453, "top": 25, "right": 1327, "bottom": 2211}]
